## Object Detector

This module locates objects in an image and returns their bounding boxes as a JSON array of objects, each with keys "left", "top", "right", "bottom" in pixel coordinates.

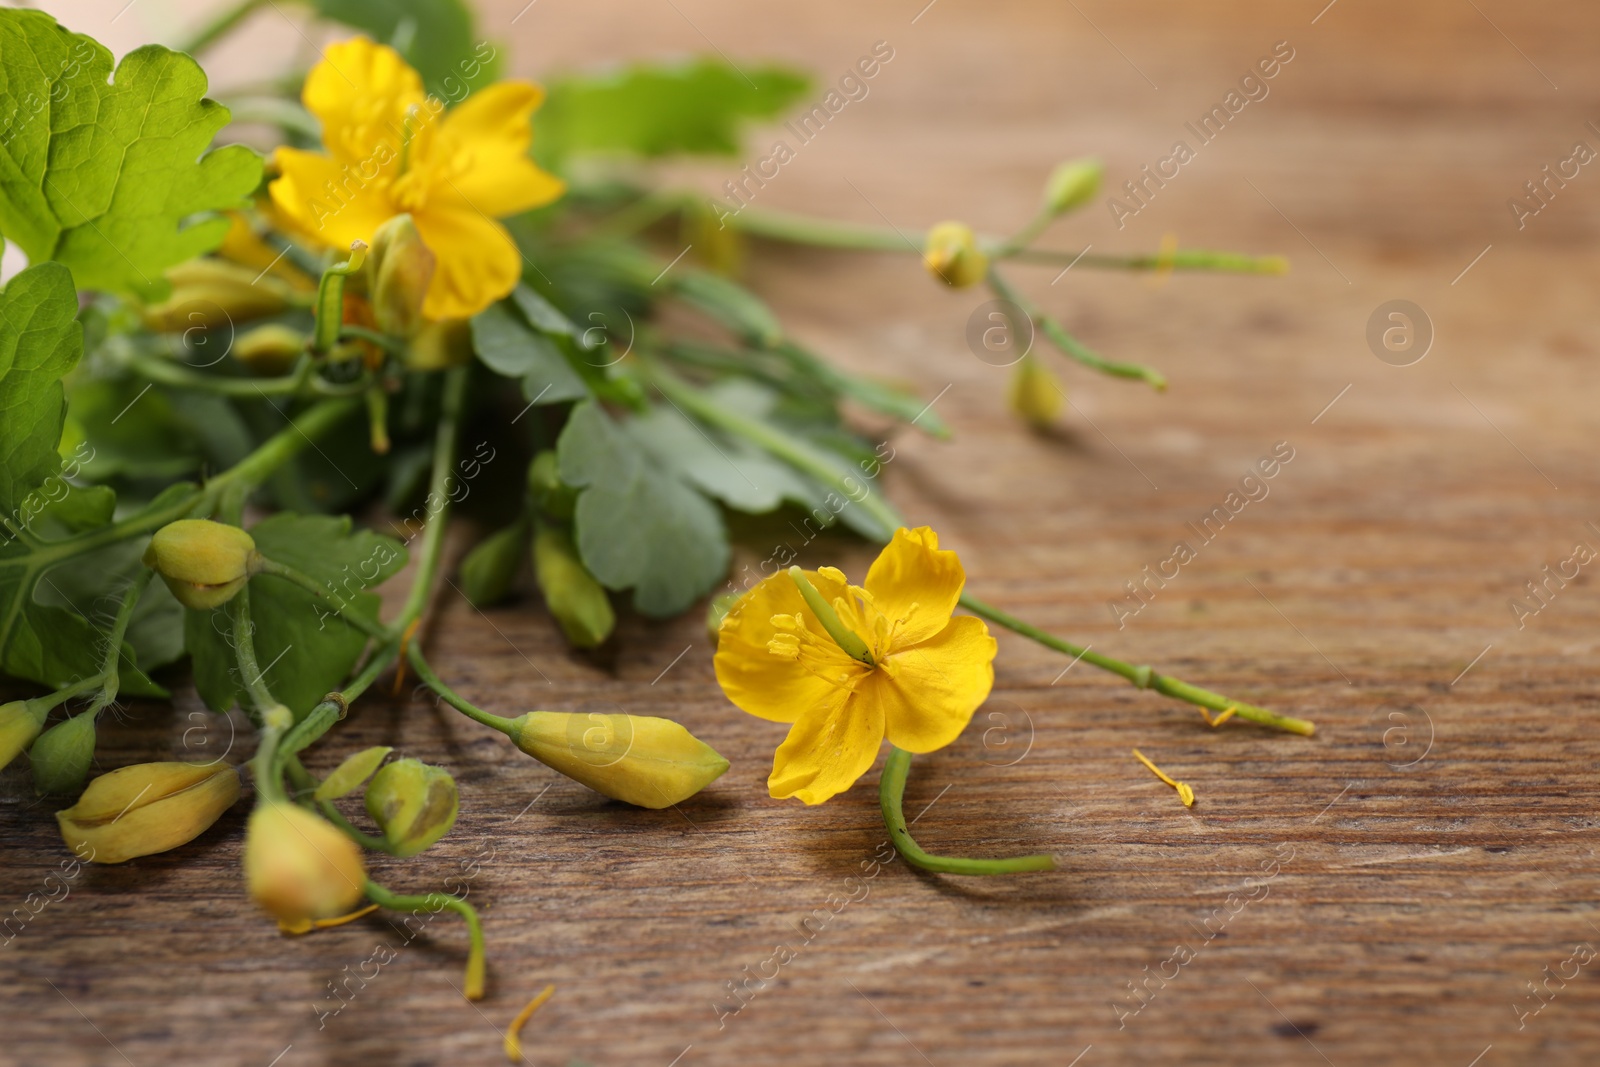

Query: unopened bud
[
  {"left": 406, "top": 317, "right": 472, "bottom": 370},
  {"left": 244, "top": 801, "right": 367, "bottom": 924},
  {"left": 367, "top": 214, "right": 436, "bottom": 338},
  {"left": 528, "top": 451, "right": 577, "bottom": 521},
  {"left": 0, "top": 700, "right": 48, "bottom": 772},
  {"left": 1007, "top": 355, "right": 1063, "bottom": 431},
  {"left": 923, "top": 221, "right": 989, "bottom": 288},
  {"left": 508, "top": 711, "right": 729, "bottom": 808},
  {"left": 1043, "top": 157, "right": 1102, "bottom": 216},
  {"left": 233, "top": 323, "right": 308, "bottom": 374},
  {"left": 56, "top": 762, "right": 241, "bottom": 863},
  {"left": 363, "top": 758, "right": 459, "bottom": 857},
  {"left": 143, "top": 259, "right": 295, "bottom": 332},
  {"left": 460, "top": 523, "right": 527, "bottom": 608},
  {"left": 142, "top": 519, "right": 259, "bottom": 610},
  {"left": 533, "top": 524, "right": 615, "bottom": 648},
  {"left": 30, "top": 713, "right": 96, "bottom": 795}
]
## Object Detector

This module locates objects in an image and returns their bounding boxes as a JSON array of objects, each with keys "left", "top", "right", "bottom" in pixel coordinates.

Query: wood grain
[{"left": 5, "top": 1, "right": 1600, "bottom": 1064}]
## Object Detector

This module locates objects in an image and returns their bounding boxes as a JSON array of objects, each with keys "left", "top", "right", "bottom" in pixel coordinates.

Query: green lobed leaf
[
  {"left": 471, "top": 292, "right": 589, "bottom": 407},
  {"left": 557, "top": 400, "right": 729, "bottom": 618},
  {"left": 536, "top": 59, "right": 809, "bottom": 166},
  {"left": 625, "top": 404, "right": 824, "bottom": 516},
  {"left": 0, "top": 10, "right": 262, "bottom": 300},
  {"left": 186, "top": 514, "right": 406, "bottom": 717},
  {"left": 310, "top": 0, "right": 500, "bottom": 100}
]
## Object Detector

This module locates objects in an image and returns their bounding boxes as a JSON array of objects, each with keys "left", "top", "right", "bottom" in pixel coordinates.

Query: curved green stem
[
  {"left": 252, "top": 557, "right": 391, "bottom": 641},
  {"left": 339, "top": 324, "right": 408, "bottom": 357},
  {"left": 391, "top": 366, "right": 470, "bottom": 636},
  {"left": 88, "top": 568, "right": 154, "bottom": 713},
  {"left": 987, "top": 269, "right": 1167, "bottom": 391},
  {"left": 879, "top": 747, "right": 1056, "bottom": 875},
  {"left": 234, "top": 588, "right": 293, "bottom": 801},
  {"left": 406, "top": 645, "right": 516, "bottom": 734},
  {"left": 958, "top": 593, "right": 1315, "bottom": 735},
  {"left": 364, "top": 878, "right": 486, "bottom": 999},
  {"left": 120, "top": 351, "right": 362, "bottom": 398}
]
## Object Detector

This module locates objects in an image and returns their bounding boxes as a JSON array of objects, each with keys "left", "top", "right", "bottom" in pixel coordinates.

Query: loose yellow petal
[
  {"left": 878, "top": 616, "right": 997, "bottom": 754},
  {"left": 303, "top": 37, "right": 425, "bottom": 166},
  {"left": 504, "top": 984, "right": 555, "bottom": 1063},
  {"left": 432, "top": 83, "right": 566, "bottom": 218},
  {"left": 862, "top": 527, "right": 967, "bottom": 646},
  {"left": 768, "top": 687, "right": 883, "bottom": 805},
  {"left": 714, "top": 569, "right": 862, "bottom": 725},
  {"left": 413, "top": 205, "right": 524, "bottom": 320}
]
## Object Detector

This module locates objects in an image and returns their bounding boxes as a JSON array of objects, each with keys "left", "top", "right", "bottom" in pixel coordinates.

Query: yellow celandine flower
[
  {"left": 714, "top": 527, "right": 998, "bottom": 805},
  {"left": 268, "top": 37, "right": 564, "bottom": 321}
]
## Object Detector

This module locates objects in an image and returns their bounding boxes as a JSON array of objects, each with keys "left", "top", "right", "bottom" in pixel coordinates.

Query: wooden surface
[{"left": 6, "top": 1, "right": 1600, "bottom": 1064}]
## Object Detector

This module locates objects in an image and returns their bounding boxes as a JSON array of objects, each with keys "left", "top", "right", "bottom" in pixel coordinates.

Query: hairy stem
[{"left": 364, "top": 878, "right": 486, "bottom": 999}]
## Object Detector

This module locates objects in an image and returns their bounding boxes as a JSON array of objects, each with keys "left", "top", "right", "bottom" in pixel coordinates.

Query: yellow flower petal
[
  {"left": 413, "top": 206, "right": 523, "bottom": 320},
  {"left": 713, "top": 569, "right": 861, "bottom": 724},
  {"left": 863, "top": 526, "right": 966, "bottom": 647},
  {"left": 303, "top": 37, "right": 425, "bottom": 166},
  {"left": 431, "top": 82, "right": 566, "bottom": 217},
  {"left": 768, "top": 686, "right": 883, "bottom": 805},
  {"left": 269, "top": 146, "right": 400, "bottom": 250},
  {"left": 879, "top": 616, "right": 997, "bottom": 753}
]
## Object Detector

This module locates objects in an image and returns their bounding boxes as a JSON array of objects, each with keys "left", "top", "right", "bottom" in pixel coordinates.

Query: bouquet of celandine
[{"left": 0, "top": 0, "right": 1311, "bottom": 1019}]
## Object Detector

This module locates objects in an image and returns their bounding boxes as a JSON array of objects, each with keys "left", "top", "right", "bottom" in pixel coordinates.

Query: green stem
[
  {"left": 364, "top": 878, "right": 486, "bottom": 999},
  {"left": 235, "top": 588, "right": 293, "bottom": 802},
  {"left": 88, "top": 569, "right": 154, "bottom": 713},
  {"left": 176, "top": 0, "right": 272, "bottom": 56},
  {"left": 880, "top": 747, "right": 1056, "bottom": 875},
  {"left": 208, "top": 396, "right": 363, "bottom": 499},
  {"left": 958, "top": 593, "right": 1316, "bottom": 735},
  {"left": 643, "top": 361, "right": 903, "bottom": 540},
  {"left": 252, "top": 557, "right": 391, "bottom": 642},
  {"left": 1009, "top": 247, "right": 1290, "bottom": 275},
  {"left": 406, "top": 645, "right": 517, "bottom": 734},
  {"left": 121, "top": 351, "right": 360, "bottom": 398},
  {"left": 339, "top": 325, "right": 408, "bottom": 357},
  {"left": 994, "top": 210, "right": 1055, "bottom": 259},
  {"left": 987, "top": 269, "right": 1167, "bottom": 391},
  {"left": 391, "top": 365, "right": 470, "bottom": 636},
  {"left": 312, "top": 245, "right": 369, "bottom": 356}
]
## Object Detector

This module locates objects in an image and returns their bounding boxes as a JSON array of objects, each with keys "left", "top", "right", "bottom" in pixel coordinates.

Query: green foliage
[
  {"left": 186, "top": 515, "right": 406, "bottom": 718},
  {"left": 0, "top": 10, "right": 261, "bottom": 300},
  {"left": 537, "top": 59, "right": 809, "bottom": 166},
  {"left": 471, "top": 286, "right": 590, "bottom": 406},
  {"left": 558, "top": 400, "right": 729, "bottom": 618},
  {"left": 459, "top": 521, "right": 526, "bottom": 608},
  {"left": 310, "top": 0, "right": 500, "bottom": 100}
]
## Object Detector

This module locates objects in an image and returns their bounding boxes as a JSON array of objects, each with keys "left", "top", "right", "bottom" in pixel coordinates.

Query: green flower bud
[
  {"left": 706, "top": 590, "right": 746, "bottom": 641},
  {"left": 527, "top": 451, "right": 577, "bottom": 521},
  {"left": 533, "top": 524, "right": 615, "bottom": 649},
  {"left": 0, "top": 699, "right": 49, "bottom": 772},
  {"left": 1007, "top": 355, "right": 1063, "bottom": 431},
  {"left": 30, "top": 713, "right": 96, "bottom": 795},
  {"left": 367, "top": 214, "right": 436, "bottom": 339},
  {"left": 923, "top": 221, "right": 989, "bottom": 288},
  {"left": 142, "top": 259, "right": 295, "bottom": 332},
  {"left": 1043, "top": 157, "right": 1102, "bottom": 216},
  {"left": 233, "top": 323, "right": 308, "bottom": 374},
  {"left": 364, "top": 758, "right": 459, "bottom": 858},
  {"left": 57, "top": 761, "right": 241, "bottom": 864},
  {"left": 142, "top": 519, "right": 259, "bottom": 611},
  {"left": 508, "top": 711, "right": 729, "bottom": 808},
  {"left": 460, "top": 523, "right": 527, "bottom": 608}
]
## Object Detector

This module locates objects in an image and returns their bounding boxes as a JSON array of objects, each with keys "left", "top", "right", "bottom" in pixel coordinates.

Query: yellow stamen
[
  {"left": 1198, "top": 705, "right": 1237, "bottom": 728},
  {"left": 392, "top": 617, "right": 422, "bottom": 695},
  {"left": 277, "top": 903, "right": 379, "bottom": 936},
  {"left": 1132, "top": 748, "right": 1195, "bottom": 807},
  {"left": 504, "top": 984, "right": 556, "bottom": 1063}
]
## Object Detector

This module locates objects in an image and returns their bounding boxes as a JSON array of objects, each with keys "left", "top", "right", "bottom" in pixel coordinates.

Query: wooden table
[{"left": 5, "top": 1, "right": 1599, "bottom": 1064}]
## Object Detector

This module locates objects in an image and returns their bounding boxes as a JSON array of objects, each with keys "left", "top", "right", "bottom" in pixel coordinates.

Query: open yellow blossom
[
  {"left": 714, "top": 527, "right": 997, "bottom": 805},
  {"left": 268, "top": 37, "right": 564, "bottom": 320}
]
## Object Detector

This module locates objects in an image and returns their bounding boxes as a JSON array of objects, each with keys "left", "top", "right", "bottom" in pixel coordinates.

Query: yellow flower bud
[
  {"left": 508, "top": 711, "right": 729, "bottom": 809},
  {"left": 29, "top": 713, "right": 96, "bottom": 795},
  {"left": 142, "top": 259, "right": 296, "bottom": 332},
  {"left": 406, "top": 317, "right": 472, "bottom": 370},
  {"left": 1043, "top": 157, "right": 1102, "bottom": 216},
  {"left": 363, "top": 758, "right": 459, "bottom": 858},
  {"left": 533, "top": 524, "right": 615, "bottom": 649},
  {"left": 142, "top": 519, "right": 259, "bottom": 611},
  {"left": 233, "top": 323, "right": 308, "bottom": 374},
  {"left": 244, "top": 801, "right": 367, "bottom": 924},
  {"left": 367, "top": 214, "right": 436, "bottom": 339},
  {"left": 56, "top": 761, "right": 241, "bottom": 864},
  {"left": 0, "top": 700, "right": 48, "bottom": 772},
  {"left": 923, "top": 221, "right": 989, "bottom": 288},
  {"left": 1007, "top": 355, "right": 1063, "bottom": 431}
]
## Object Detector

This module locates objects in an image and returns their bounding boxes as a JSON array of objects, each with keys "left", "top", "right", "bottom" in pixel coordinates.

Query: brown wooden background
[{"left": 5, "top": 0, "right": 1599, "bottom": 1064}]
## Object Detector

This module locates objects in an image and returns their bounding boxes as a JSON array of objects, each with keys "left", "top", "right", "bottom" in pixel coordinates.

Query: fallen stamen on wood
[
  {"left": 505, "top": 984, "right": 556, "bottom": 1062},
  {"left": 1132, "top": 748, "right": 1195, "bottom": 807}
]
